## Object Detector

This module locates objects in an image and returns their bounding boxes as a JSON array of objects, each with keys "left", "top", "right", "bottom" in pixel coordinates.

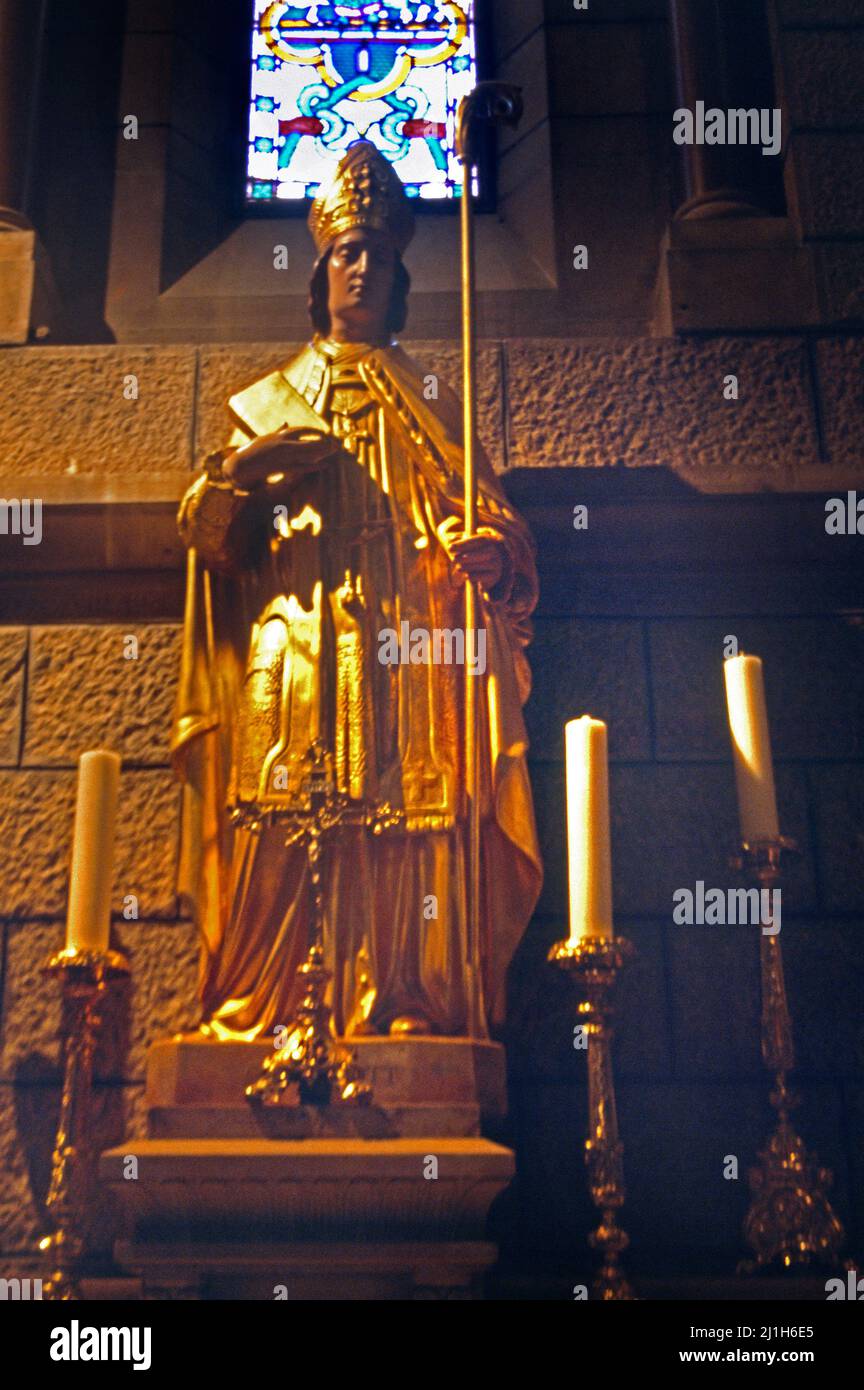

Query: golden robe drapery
[{"left": 171, "top": 337, "right": 542, "bottom": 1039}]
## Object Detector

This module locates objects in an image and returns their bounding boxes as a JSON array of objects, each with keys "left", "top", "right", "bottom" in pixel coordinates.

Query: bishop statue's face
[{"left": 326, "top": 227, "right": 397, "bottom": 343}]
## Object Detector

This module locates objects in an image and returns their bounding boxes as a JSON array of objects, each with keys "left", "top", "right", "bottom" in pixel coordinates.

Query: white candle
[
  {"left": 65, "top": 750, "right": 121, "bottom": 953},
  {"left": 565, "top": 716, "right": 614, "bottom": 942},
  {"left": 723, "top": 654, "right": 779, "bottom": 842}
]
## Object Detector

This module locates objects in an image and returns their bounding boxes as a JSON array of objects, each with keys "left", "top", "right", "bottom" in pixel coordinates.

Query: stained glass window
[{"left": 246, "top": 2, "right": 478, "bottom": 205}]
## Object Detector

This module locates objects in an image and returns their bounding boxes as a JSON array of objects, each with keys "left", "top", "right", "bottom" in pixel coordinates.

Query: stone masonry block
[
  {"left": 777, "top": 0, "right": 864, "bottom": 24},
  {"left": 613, "top": 922, "right": 673, "bottom": 1081},
  {"left": 24, "top": 625, "right": 180, "bottom": 768},
  {"left": 196, "top": 342, "right": 505, "bottom": 473},
  {"left": 494, "top": 0, "right": 543, "bottom": 62},
  {"left": 546, "top": 0, "right": 668, "bottom": 19},
  {"left": 121, "top": 30, "right": 229, "bottom": 148},
  {"left": 548, "top": 23, "right": 672, "bottom": 117},
  {"left": 815, "top": 243, "right": 864, "bottom": 324},
  {"left": 100, "top": 771, "right": 182, "bottom": 919},
  {"left": 0, "top": 228, "right": 36, "bottom": 346},
  {"left": 497, "top": 123, "right": 557, "bottom": 287},
  {"left": 0, "top": 919, "right": 199, "bottom": 1083},
  {"left": 649, "top": 620, "right": 741, "bottom": 762},
  {"left": 116, "top": 31, "right": 175, "bottom": 129},
  {"left": 47, "top": 0, "right": 133, "bottom": 32},
  {"left": 650, "top": 617, "right": 864, "bottom": 762},
  {"left": 123, "top": 0, "right": 240, "bottom": 60},
  {"left": 617, "top": 1081, "right": 765, "bottom": 1264},
  {"left": 667, "top": 926, "right": 763, "bottom": 1080},
  {"left": 0, "top": 630, "right": 26, "bottom": 767},
  {"left": 816, "top": 338, "right": 864, "bottom": 472},
  {"left": 525, "top": 618, "right": 651, "bottom": 761},
  {"left": 842, "top": 1084, "right": 864, "bottom": 1253},
  {"left": 618, "top": 761, "right": 815, "bottom": 915},
  {"left": 36, "top": 21, "right": 126, "bottom": 142},
  {"left": 811, "top": 763, "right": 864, "bottom": 913},
  {"left": 548, "top": 119, "right": 674, "bottom": 327},
  {"left": 783, "top": 921, "right": 864, "bottom": 1077},
  {"left": 0, "top": 347, "right": 197, "bottom": 477},
  {"left": 778, "top": 30, "right": 864, "bottom": 128},
  {"left": 788, "top": 133, "right": 864, "bottom": 238},
  {"left": 532, "top": 761, "right": 815, "bottom": 921},
  {"left": 507, "top": 1079, "right": 595, "bottom": 1259},
  {"left": 506, "top": 338, "right": 818, "bottom": 485},
  {"left": 528, "top": 761, "right": 567, "bottom": 920},
  {"left": 0, "top": 769, "right": 180, "bottom": 919},
  {"left": 126, "top": 0, "right": 177, "bottom": 28}
]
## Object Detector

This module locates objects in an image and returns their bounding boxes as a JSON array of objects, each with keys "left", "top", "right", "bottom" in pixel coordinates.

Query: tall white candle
[
  {"left": 565, "top": 716, "right": 614, "bottom": 942},
  {"left": 65, "top": 750, "right": 121, "bottom": 953},
  {"left": 723, "top": 654, "right": 779, "bottom": 842}
]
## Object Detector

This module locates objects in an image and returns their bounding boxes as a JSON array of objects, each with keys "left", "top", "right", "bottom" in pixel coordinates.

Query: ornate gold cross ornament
[{"left": 243, "top": 740, "right": 388, "bottom": 1108}]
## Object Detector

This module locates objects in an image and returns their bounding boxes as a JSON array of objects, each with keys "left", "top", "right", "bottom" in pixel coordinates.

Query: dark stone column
[
  {"left": 668, "top": 0, "right": 772, "bottom": 221},
  {"left": 0, "top": 0, "right": 45, "bottom": 227},
  {"left": 0, "top": 0, "right": 53, "bottom": 342}
]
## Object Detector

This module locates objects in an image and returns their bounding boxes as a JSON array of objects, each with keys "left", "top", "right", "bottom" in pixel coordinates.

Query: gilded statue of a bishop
[{"left": 172, "top": 142, "right": 542, "bottom": 1042}]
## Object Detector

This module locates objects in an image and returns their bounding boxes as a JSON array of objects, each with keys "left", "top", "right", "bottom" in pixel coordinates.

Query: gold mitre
[{"left": 308, "top": 141, "right": 415, "bottom": 258}]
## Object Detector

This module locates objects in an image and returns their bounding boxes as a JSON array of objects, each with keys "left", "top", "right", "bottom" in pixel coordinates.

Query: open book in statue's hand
[{"left": 223, "top": 426, "right": 345, "bottom": 490}]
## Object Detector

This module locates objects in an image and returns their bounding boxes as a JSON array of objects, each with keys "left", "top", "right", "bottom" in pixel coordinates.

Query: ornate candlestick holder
[
  {"left": 732, "top": 837, "right": 846, "bottom": 1272},
  {"left": 242, "top": 741, "right": 394, "bottom": 1109},
  {"left": 549, "top": 934, "right": 636, "bottom": 1300},
  {"left": 38, "top": 944, "right": 130, "bottom": 1300}
]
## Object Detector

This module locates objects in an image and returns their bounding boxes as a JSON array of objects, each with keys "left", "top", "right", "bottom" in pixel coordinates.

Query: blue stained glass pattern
[{"left": 245, "top": 2, "right": 478, "bottom": 205}]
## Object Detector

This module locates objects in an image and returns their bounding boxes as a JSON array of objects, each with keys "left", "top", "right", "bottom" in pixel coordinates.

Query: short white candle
[
  {"left": 65, "top": 750, "right": 121, "bottom": 953},
  {"left": 565, "top": 716, "right": 614, "bottom": 942},
  {"left": 723, "top": 654, "right": 780, "bottom": 843}
]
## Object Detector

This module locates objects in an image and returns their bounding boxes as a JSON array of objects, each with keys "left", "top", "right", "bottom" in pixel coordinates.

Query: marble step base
[
  {"left": 111, "top": 1239, "right": 499, "bottom": 1300},
  {"left": 101, "top": 1136, "right": 513, "bottom": 1235},
  {"left": 149, "top": 1101, "right": 483, "bottom": 1139},
  {"left": 100, "top": 1136, "right": 514, "bottom": 1299},
  {"left": 146, "top": 1033, "right": 507, "bottom": 1139}
]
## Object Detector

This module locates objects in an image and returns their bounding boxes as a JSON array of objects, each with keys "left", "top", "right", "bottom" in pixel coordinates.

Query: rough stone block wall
[
  {"left": 0, "top": 624, "right": 197, "bottom": 1256},
  {"left": 0, "top": 332, "right": 862, "bottom": 1282},
  {"left": 1, "top": 333, "right": 862, "bottom": 488},
  {"left": 772, "top": 0, "right": 864, "bottom": 321}
]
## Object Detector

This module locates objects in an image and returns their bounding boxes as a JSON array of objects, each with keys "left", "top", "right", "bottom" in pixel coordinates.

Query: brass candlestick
[
  {"left": 549, "top": 934, "right": 636, "bottom": 1300},
  {"left": 732, "top": 837, "right": 846, "bottom": 1273},
  {"left": 38, "top": 944, "right": 130, "bottom": 1300}
]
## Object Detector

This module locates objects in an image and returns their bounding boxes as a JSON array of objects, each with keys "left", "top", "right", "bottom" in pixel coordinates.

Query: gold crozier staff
[{"left": 456, "top": 83, "right": 523, "bottom": 1037}]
